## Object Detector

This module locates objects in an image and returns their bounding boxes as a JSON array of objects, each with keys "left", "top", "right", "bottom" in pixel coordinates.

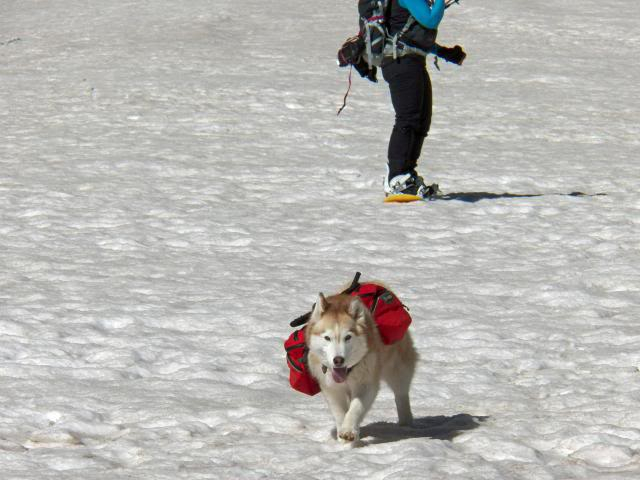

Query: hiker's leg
[{"left": 382, "top": 56, "right": 427, "bottom": 180}]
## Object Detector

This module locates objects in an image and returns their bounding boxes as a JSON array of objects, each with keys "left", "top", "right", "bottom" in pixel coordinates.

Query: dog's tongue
[{"left": 331, "top": 367, "right": 348, "bottom": 383}]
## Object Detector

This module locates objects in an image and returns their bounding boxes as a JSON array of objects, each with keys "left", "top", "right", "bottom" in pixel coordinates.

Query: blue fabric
[{"left": 398, "top": 0, "right": 446, "bottom": 30}]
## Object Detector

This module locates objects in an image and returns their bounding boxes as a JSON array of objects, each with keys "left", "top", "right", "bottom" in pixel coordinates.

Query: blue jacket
[{"left": 398, "top": 0, "right": 446, "bottom": 30}]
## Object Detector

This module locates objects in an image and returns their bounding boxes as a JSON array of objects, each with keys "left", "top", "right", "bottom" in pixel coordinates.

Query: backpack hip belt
[{"left": 361, "top": 5, "right": 435, "bottom": 67}]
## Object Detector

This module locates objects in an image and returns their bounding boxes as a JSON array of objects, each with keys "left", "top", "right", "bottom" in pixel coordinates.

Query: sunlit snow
[{"left": 1, "top": 0, "right": 639, "bottom": 479}]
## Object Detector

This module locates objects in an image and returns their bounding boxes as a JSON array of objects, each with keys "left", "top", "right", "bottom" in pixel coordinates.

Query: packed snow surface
[{"left": 1, "top": 0, "right": 639, "bottom": 478}]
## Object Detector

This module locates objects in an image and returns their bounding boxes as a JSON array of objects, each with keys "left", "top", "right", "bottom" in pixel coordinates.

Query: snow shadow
[
  {"left": 438, "top": 191, "right": 607, "bottom": 203},
  {"left": 358, "top": 414, "right": 487, "bottom": 445}
]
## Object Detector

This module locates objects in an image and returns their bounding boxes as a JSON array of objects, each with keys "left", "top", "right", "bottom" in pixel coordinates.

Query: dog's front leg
[
  {"left": 338, "top": 384, "right": 378, "bottom": 442},
  {"left": 324, "top": 390, "right": 349, "bottom": 435}
]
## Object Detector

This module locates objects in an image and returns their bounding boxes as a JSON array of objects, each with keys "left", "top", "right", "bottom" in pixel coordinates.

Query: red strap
[{"left": 336, "top": 66, "right": 353, "bottom": 116}]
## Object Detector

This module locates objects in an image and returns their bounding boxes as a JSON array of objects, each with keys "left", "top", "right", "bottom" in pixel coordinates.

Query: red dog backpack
[
  {"left": 284, "top": 328, "right": 322, "bottom": 396},
  {"left": 284, "top": 273, "right": 412, "bottom": 396}
]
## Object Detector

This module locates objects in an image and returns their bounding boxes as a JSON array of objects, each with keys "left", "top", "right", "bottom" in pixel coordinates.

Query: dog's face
[{"left": 306, "top": 293, "right": 369, "bottom": 384}]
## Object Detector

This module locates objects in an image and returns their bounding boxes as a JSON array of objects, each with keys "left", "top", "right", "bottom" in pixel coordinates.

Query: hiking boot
[
  {"left": 384, "top": 172, "right": 439, "bottom": 199},
  {"left": 410, "top": 171, "right": 440, "bottom": 198}
]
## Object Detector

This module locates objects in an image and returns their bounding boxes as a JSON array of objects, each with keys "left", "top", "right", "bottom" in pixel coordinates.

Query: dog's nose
[{"left": 333, "top": 356, "right": 345, "bottom": 367}]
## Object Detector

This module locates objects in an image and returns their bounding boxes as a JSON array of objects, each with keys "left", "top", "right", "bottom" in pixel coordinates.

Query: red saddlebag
[{"left": 284, "top": 273, "right": 412, "bottom": 396}]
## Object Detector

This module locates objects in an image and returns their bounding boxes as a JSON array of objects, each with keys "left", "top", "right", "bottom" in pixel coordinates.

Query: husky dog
[{"left": 305, "top": 292, "right": 418, "bottom": 442}]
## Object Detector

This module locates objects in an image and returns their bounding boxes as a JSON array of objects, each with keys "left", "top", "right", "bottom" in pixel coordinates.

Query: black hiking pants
[{"left": 381, "top": 55, "right": 432, "bottom": 180}]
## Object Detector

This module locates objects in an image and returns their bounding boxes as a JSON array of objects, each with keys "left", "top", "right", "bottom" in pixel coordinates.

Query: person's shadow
[
  {"left": 438, "top": 191, "right": 606, "bottom": 203},
  {"left": 357, "top": 414, "right": 488, "bottom": 446}
]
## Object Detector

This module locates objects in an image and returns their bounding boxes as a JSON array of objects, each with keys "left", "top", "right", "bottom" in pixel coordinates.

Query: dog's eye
[
  {"left": 345, "top": 334, "right": 352, "bottom": 341},
  {"left": 324, "top": 336, "right": 331, "bottom": 342}
]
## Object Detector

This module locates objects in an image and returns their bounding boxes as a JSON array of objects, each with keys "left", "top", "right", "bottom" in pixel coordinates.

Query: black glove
[
  {"left": 337, "top": 36, "right": 364, "bottom": 67},
  {"left": 353, "top": 57, "right": 377, "bottom": 83},
  {"left": 337, "top": 35, "right": 377, "bottom": 83},
  {"left": 435, "top": 45, "right": 467, "bottom": 65}
]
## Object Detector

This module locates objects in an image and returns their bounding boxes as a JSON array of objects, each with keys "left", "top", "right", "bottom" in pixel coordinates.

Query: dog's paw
[{"left": 338, "top": 428, "right": 359, "bottom": 443}]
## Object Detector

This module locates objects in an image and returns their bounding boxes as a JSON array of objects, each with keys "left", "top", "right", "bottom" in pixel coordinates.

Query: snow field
[{"left": 1, "top": 0, "right": 639, "bottom": 478}]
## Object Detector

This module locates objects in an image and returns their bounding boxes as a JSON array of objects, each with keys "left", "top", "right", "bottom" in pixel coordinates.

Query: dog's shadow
[
  {"left": 438, "top": 191, "right": 606, "bottom": 203},
  {"left": 357, "top": 414, "right": 488, "bottom": 446}
]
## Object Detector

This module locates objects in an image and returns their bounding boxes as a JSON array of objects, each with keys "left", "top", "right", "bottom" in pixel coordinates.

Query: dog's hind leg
[
  {"left": 385, "top": 363, "right": 415, "bottom": 426},
  {"left": 384, "top": 334, "right": 417, "bottom": 426}
]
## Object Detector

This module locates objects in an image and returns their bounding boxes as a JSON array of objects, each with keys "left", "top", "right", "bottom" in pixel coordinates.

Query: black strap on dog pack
[
  {"left": 289, "top": 272, "right": 362, "bottom": 327},
  {"left": 343, "top": 271, "right": 362, "bottom": 294},
  {"left": 289, "top": 312, "right": 312, "bottom": 328}
]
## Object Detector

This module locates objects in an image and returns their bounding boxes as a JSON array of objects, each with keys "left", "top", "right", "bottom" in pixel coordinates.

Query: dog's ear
[
  {"left": 348, "top": 296, "right": 367, "bottom": 325},
  {"left": 318, "top": 292, "right": 329, "bottom": 314},
  {"left": 311, "top": 292, "right": 329, "bottom": 321}
]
